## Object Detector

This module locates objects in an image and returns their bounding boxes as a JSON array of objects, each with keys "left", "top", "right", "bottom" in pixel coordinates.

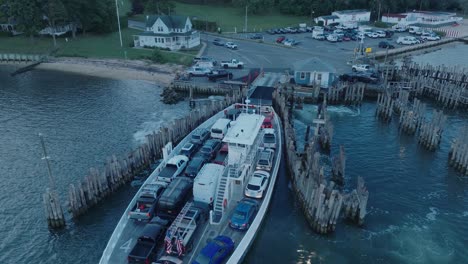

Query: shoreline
[{"left": 0, "top": 57, "right": 185, "bottom": 85}]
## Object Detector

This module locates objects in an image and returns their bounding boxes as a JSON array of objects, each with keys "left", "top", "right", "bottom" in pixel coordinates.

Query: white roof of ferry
[{"left": 223, "top": 113, "right": 264, "bottom": 146}]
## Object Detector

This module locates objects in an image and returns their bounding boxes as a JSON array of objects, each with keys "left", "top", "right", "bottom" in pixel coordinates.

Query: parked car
[
  {"left": 378, "top": 41, "right": 395, "bottom": 49},
  {"left": 213, "top": 143, "right": 228, "bottom": 165},
  {"left": 220, "top": 59, "right": 244, "bottom": 69},
  {"left": 200, "top": 139, "right": 222, "bottom": 160},
  {"left": 184, "top": 156, "right": 207, "bottom": 178},
  {"left": 421, "top": 32, "right": 441, "bottom": 41},
  {"left": 367, "top": 32, "right": 380, "bottom": 38},
  {"left": 186, "top": 67, "right": 212, "bottom": 77},
  {"left": 207, "top": 70, "right": 233, "bottom": 82},
  {"left": 225, "top": 42, "right": 238, "bottom": 49},
  {"left": 193, "top": 56, "right": 217, "bottom": 66},
  {"left": 250, "top": 33, "right": 263, "bottom": 40},
  {"left": 385, "top": 30, "right": 394, "bottom": 38},
  {"left": 326, "top": 34, "right": 338, "bottom": 42},
  {"left": 245, "top": 170, "right": 270, "bottom": 199},
  {"left": 261, "top": 116, "right": 273, "bottom": 128},
  {"left": 191, "top": 128, "right": 210, "bottom": 146},
  {"left": 283, "top": 38, "right": 299, "bottom": 46},
  {"left": 229, "top": 198, "right": 259, "bottom": 230},
  {"left": 339, "top": 72, "right": 380, "bottom": 84},
  {"left": 397, "top": 36, "right": 419, "bottom": 45},
  {"left": 212, "top": 38, "right": 225, "bottom": 46},
  {"left": 262, "top": 128, "right": 276, "bottom": 149},
  {"left": 266, "top": 29, "right": 275, "bottom": 35},
  {"left": 192, "top": 236, "right": 235, "bottom": 264},
  {"left": 179, "top": 142, "right": 199, "bottom": 158},
  {"left": 298, "top": 27, "right": 307, "bottom": 33},
  {"left": 276, "top": 36, "right": 286, "bottom": 43},
  {"left": 351, "top": 64, "right": 372, "bottom": 72},
  {"left": 375, "top": 30, "right": 387, "bottom": 38},
  {"left": 156, "top": 155, "right": 189, "bottom": 183},
  {"left": 256, "top": 148, "right": 274, "bottom": 171},
  {"left": 127, "top": 217, "right": 169, "bottom": 263},
  {"left": 312, "top": 33, "right": 325, "bottom": 40}
]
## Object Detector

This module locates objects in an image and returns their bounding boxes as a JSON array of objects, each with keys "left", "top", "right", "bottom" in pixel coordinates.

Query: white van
[
  {"left": 210, "top": 118, "right": 231, "bottom": 139},
  {"left": 193, "top": 163, "right": 225, "bottom": 207}
]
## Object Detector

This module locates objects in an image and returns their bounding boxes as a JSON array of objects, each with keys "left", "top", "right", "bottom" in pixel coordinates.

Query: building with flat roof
[
  {"left": 315, "top": 9, "right": 370, "bottom": 26},
  {"left": 381, "top": 11, "right": 462, "bottom": 26}
]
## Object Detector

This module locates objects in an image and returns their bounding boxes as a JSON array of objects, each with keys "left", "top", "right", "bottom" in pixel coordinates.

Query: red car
[
  {"left": 276, "top": 36, "right": 285, "bottom": 43},
  {"left": 213, "top": 143, "right": 229, "bottom": 165},
  {"left": 262, "top": 116, "right": 273, "bottom": 128}
]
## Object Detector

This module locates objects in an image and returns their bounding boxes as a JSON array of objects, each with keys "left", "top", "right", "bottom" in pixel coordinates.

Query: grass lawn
[
  {"left": 0, "top": 28, "right": 195, "bottom": 65},
  {"left": 130, "top": 2, "right": 309, "bottom": 32}
]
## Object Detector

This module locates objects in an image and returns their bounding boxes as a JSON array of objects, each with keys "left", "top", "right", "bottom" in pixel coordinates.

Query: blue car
[
  {"left": 192, "top": 235, "right": 235, "bottom": 264},
  {"left": 229, "top": 198, "right": 258, "bottom": 230}
]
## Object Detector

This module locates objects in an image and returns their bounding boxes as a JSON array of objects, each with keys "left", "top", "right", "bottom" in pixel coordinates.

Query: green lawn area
[
  {"left": 131, "top": 2, "right": 309, "bottom": 32},
  {"left": 0, "top": 28, "right": 195, "bottom": 65}
]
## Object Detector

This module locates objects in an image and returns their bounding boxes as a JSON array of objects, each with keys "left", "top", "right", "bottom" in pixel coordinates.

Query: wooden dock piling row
[
  {"left": 448, "top": 125, "right": 468, "bottom": 175},
  {"left": 43, "top": 188, "right": 66, "bottom": 228},
  {"left": 394, "top": 90, "right": 410, "bottom": 114},
  {"left": 66, "top": 93, "right": 241, "bottom": 220},
  {"left": 342, "top": 176, "right": 369, "bottom": 226},
  {"left": 418, "top": 109, "right": 447, "bottom": 150},
  {"left": 399, "top": 98, "right": 426, "bottom": 134},
  {"left": 343, "top": 84, "right": 365, "bottom": 105},
  {"left": 273, "top": 89, "right": 369, "bottom": 234},
  {"left": 376, "top": 93, "right": 394, "bottom": 121},
  {"left": 315, "top": 96, "right": 333, "bottom": 151},
  {"left": 403, "top": 62, "right": 468, "bottom": 84}
]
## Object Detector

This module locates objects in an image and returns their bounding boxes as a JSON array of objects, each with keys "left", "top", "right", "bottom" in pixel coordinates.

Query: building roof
[
  {"left": 383, "top": 13, "right": 407, "bottom": 18},
  {"left": 146, "top": 15, "right": 188, "bottom": 28},
  {"left": 223, "top": 113, "right": 264, "bottom": 146},
  {"left": 334, "top": 9, "right": 369, "bottom": 15},
  {"left": 410, "top": 11, "right": 456, "bottom": 17},
  {"left": 320, "top": 15, "right": 339, "bottom": 20},
  {"left": 136, "top": 31, "right": 194, "bottom": 37},
  {"left": 293, "top": 58, "right": 336, "bottom": 73}
]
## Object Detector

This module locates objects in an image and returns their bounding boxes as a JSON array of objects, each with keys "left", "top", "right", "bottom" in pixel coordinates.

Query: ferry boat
[{"left": 99, "top": 99, "right": 282, "bottom": 264}]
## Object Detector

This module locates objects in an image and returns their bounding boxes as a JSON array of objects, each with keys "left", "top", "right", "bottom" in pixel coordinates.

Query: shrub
[
  {"left": 374, "top": 21, "right": 390, "bottom": 28},
  {"left": 149, "top": 49, "right": 167, "bottom": 63}
]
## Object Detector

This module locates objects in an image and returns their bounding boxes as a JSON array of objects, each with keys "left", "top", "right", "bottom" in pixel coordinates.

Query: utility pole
[
  {"left": 377, "top": 0, "right": 382, "bottom": 22},
  {"left": 115, "top": 0, "right": 123, "bottom": 47},
  {"left": 244, "top": 5, "right": 248, "bottom": 33},
  {"left": 39, "top": 133, "right": 56, "bottom": 191}
]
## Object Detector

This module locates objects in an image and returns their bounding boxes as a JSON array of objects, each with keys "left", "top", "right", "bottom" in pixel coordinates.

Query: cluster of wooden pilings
[
  {"left": 44, "top": 92, "right": 242, "bottom": 228},
  {"left": 315, "top": 96, "right": 333, "bottom": 151},
  {"left": 328, "top": 83, "right": 365, "bottom": 105},
  {"left": 273, "top": 88, "right": 368, "bottom": 234},
  {"left": 449, "top": 125, "right": 468, "bottom": 175},
  {"left": 376, "top": 93, "right": 394, "bottom": 121},
  {"left": 170, "top": 80, "right": 242, "bottom": 96},
  {"left": 418, "top": 109, "right": 447, "bottom": 150},
  {"left": 342, "top": 176, "right": 369, "bottom": 226},
  {"left": 43, "top": 188, "right": 65, "bottom": 228},
  {"left": 331, "top": 145, "right": 346, "bottom": 185},
  {"left": 399, "top": 98, "right": 426, "bottom": 134},
  {"left": 403, "top": 63, "right": 468, "bottom": 84}
]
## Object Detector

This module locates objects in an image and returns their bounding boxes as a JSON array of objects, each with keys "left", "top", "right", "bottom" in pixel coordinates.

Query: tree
[
  {"left": 42, "top": 0, "right": 67, "bottom": 47},
  {"left": 132, "top": 0, "right": 145, "bottom": 14},
  {"left": 7, "top": 0, "right": 43, "bottom": 40},
  {"left": 62, "top": 0, "right": 85, "bottom": 38},
  {"left": 145, "top": 0, "right": 175, "bottom": 14}
]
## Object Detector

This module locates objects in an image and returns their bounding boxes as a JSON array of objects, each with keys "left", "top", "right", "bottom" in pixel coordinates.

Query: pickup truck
[
  {"left": 220, "top": 59, "right": 244, "bottom": 69},
  {"left": 351, "top": 64, "right": 372, "bottom": 72},
  {"left": 127, "top": 217, "right": 169, "bottom": 264},
  {"left": 156, "top": 155, "right": 189, "bottom": 183},
  {"left": 213, "top": 143, "right": 228, "bottom": 165},
  {"left": 129, "top": 182, "right": 167, "bottom": 221}
]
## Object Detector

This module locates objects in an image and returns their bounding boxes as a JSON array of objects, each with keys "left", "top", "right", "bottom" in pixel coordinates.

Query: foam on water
[{"left": 426, "top": 207, "right": 439, "bottom": 221}]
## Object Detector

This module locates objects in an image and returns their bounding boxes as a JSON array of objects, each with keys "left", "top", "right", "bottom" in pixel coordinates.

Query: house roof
[
  {"left": 146, "top": 15, "right": 188, "bottom": 28},
  {"left": 320, "top": 15, "right": 339, "bottom": 20},
  {"left": 383, "top": 13, "right": 407, "bottom": 18},
  {"left": 293, "top": 58, "right": 336, "bottom": 73},
  {"left": 136, "top": 31, "right": 194, "bottom": 37},
  {"left": 334, "top": 9, "right": 369, "bottom": 15}
]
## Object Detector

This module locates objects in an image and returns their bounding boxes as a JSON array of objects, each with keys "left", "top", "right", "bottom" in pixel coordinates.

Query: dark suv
[
  {"left": 191, "top": 128, "right": 210, "bottom": 146},
  {"left": 200, "top": 139, "right": 222, "bottom": 160},
  {"left": 184, "top": 156, "right": 207, "bottom": 178}
]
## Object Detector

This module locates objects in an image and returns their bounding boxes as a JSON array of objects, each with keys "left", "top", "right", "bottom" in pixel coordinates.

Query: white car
[
  {"left": 367, "top": 32, "right": 380, "bottom": 38},
  {"left": 225, "top": 42, "right": 238, "bottom": 49},
  {"left": 244, "top": 170, "right": 270, "bottom": 199},
  {"left": 375, "top": 30, "right": 386, "bottom": 38},
  {"left": 352, "top": 64, "right": 372, "bottom": 72},
  {"left": 327, "top": 34, "right": 338, "bottom": 42},
  {"left": 397, "top": 36, "right": 418, "bottom": 45},
  {"left": 186, "top": 66, "right": 212, "bottom": 76},
  {"left": 421, "top": 33, "right": 440, "bottom": 41}
]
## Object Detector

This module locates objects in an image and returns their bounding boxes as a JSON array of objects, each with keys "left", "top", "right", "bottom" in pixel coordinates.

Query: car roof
[
  {"left": 236, "top": 200, "right": 256, "bottom": 212},
  {"left": 248, "top": 174, "right": 265, "bottom": 186}
]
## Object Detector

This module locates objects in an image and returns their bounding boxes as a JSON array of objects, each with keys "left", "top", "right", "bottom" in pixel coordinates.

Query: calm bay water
[{"left": 1, "top": 44, "right": 468, "bottom": 264}]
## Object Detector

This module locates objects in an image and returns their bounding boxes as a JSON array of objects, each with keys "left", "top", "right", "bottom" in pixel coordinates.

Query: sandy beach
[{"left": 1, "top": 57, "right": 185, "bottom": 85}]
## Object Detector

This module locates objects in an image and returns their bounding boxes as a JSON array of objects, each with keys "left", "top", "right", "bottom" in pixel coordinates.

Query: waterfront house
[
  {"left": 293, "top": 58, "right": 336, "bottom": 88},
  {"left": 381, "top": 11, "right": 462, "bottom": 26},
  {"left": 315, "top": 9, "right": 370, "bottom": 25},
  {"left": 134, "top": 15, "right": 200, "bottom": 50}
]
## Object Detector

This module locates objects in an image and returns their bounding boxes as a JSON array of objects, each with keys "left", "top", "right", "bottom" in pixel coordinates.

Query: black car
[
  {"left": 378, "top": 41, "right": 395, "bottom": 49},
  {"left": 207, "top": 70, "right": 233, "bottom": 82},
  {"left": 212, "top": 38, "right": 225, "bottom": 46},
  {"left": 385, "top": 30, "right": 394, "bottom": 38},
  {"left": 191, "top": 128, "right": 210, "bottom": 146},
  {"left": 340, "top": 72, "right": 379, "bottom": 84},
  {"left": 184, "top": 156, "right": 207, "bottom": 178},
  {"left": 250, "top": 33, "right": 263, "bottom": 39},
  {"left": 266, "top": 29, "right": 275, "bottom": 35},
  {"left": 200, "top": 139, "right": 222, "bottom": 160}
]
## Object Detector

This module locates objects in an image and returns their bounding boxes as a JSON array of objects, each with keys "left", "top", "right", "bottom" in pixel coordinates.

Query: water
[{"left": 1, "top": 44, "right": 468, "bottom": 264}]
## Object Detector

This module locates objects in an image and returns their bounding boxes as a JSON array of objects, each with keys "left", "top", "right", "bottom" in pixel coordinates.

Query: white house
[
  {"left": 315, "top": 9, "right": 370, "bottom": 25},
  {"left": 134, "top": 15, "right": 200, "bottom": 51},
  {"left": 381, "top": 11, "right": 463, "bottom": 26},
  {"left": 293, "top": 58, "right": 337, "bottom": 88}
]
